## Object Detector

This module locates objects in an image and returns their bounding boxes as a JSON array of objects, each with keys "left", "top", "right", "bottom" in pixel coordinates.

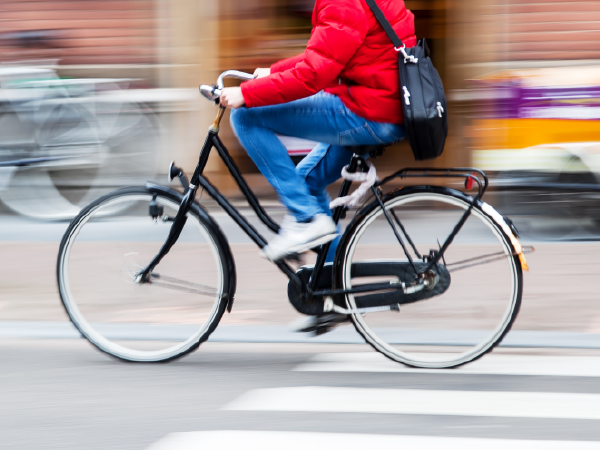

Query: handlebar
[
  {"left": 199, "top": 70, "right": 255, "bottom": 103},
  {"left": 216, "top": 70, "right": 255, "bottom": 89}
]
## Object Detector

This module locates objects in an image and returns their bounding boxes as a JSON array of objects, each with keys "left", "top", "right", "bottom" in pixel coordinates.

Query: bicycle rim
[
  {"left": 57, "top": 188, "right": 227, "bottom": 362},
  {"left": 341, "top": 189, "right": 522, "bottom": 368}
]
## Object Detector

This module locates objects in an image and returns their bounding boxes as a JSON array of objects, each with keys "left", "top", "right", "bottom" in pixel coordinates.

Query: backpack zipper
[{"left": 436, "top": 101, "right": 444, "bottom": 117}]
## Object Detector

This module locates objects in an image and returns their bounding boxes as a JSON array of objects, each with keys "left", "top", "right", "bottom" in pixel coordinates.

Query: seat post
[{"left": 331, "top": 153, "right": 363, "bottom": 223}]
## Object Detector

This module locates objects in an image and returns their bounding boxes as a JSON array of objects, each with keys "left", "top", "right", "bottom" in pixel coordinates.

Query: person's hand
[
  {"left": 253, "top": 68, "right": 271, "bottom": 79},
  {"left": 220, "top": 87, "right": 245, "bottom": 108}
]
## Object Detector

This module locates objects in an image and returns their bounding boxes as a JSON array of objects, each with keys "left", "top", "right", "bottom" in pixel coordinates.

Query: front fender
[{"left": 145, "top": 181, "right": 185, "bottom": 201}]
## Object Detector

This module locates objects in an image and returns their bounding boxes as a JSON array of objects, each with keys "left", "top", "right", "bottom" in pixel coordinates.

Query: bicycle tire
[
  {"left": 56, "top": 185, "right": 236, "bottom": 362},
  {"left": 335, "top": 185, "right": 523, "bottom": 369}
]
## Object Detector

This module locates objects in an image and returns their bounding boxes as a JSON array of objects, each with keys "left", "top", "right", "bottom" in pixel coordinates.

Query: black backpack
[{"left": 365, "top": 0, "right": 448, "bottom": 161}]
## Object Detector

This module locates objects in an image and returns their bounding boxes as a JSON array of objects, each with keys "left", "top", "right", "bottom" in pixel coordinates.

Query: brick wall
[
  {"left": 498, "top": 0, "right": 600, "bottom": 61},
  {"left": 0, "top": 0, "right": 157, "bottom": 65}
]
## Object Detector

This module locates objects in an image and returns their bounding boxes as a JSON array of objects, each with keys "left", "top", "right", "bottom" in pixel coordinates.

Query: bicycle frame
[
  {"left": 136, "top": 108, "right": 328, "bottom": 293},
  {"left": 136, "top": 106, "right": 491, "bottom": 305}
]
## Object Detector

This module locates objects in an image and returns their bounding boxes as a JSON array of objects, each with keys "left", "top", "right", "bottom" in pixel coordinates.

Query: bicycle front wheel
[
  {"left": 337, "top": 186, "right": 523, "bottom": 368},
  {"left": 57, "top": 186, "right": 234, "bottom": 362}
]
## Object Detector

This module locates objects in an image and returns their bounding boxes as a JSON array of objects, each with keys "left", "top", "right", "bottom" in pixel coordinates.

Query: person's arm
[
  {"left": 270, "top": 53, "right": 305, "bottom": 73},
  {"left": 241, "top": 0, "right": 367, "bottom": 108}
]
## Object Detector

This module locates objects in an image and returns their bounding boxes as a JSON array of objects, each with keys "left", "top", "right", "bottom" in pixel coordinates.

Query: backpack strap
[{"left": 364, "top": 0, "right": 404, "bottom": 49}]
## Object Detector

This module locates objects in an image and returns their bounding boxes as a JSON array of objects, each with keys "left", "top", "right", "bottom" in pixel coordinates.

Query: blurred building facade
[
  {"left": 0, "top": 0, "right": 157, "bottom": 65},
  {"left": 2, "top": 0, "right": 600, "bottom": 182},
  {"left": 459, "top": 0, "right": 600, "bottom": 175}
]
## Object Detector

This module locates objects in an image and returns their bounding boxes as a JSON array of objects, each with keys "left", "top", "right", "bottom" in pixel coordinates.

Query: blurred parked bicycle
[{"left": 0, "top": 59, "right": 158, "bottom": 219}]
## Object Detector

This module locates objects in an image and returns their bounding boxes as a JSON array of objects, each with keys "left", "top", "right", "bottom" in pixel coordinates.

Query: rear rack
[{"left": 377, "top": 167, "right": 489, "bottom": 200}]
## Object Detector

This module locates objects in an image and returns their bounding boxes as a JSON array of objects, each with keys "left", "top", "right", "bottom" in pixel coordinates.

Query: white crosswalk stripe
[
  {"left": 294, "top": 352, "right": 600, "bottom": 377},
  {"left": 147, "top": 352, "right": 600, "bottom": 449},
  {"left": 222, "top": 386, "right": 600, "bottom": 420},
  {"left": 146, "top": 430, "right": 600, "bottom": 450}
]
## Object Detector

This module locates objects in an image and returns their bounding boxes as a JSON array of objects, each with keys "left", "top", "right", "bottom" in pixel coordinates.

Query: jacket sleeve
[
  {"left": 270, "top": 53, "right": 305, "bottom": 73},
  {"left": 241, "top": 0, "right": 367, "bottom": 108}
]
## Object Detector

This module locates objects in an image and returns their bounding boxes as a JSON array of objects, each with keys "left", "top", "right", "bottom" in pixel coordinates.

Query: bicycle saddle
[{"left": 345, "top": 144, "right": 387, "bottom": 157}]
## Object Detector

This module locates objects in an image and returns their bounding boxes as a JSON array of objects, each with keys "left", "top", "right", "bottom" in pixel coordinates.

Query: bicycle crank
[{"left": 323, "top": 297, "right": 400, "bottom": 315}]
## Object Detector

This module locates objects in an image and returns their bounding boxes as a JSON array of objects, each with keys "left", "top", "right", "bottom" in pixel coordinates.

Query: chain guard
[
  {"left": 352, "top": 261, "right": 450, "bottom": 308},
  {"left": 287, "top": 261, "right": 451, "bottom": 315}
]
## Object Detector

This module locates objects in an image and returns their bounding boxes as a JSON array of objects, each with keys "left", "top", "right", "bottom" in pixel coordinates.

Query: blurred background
[
  {"left": 2, "top": 0, "right": 600, "bottom": 234},
  {"left": 2, "top": 1, "right": 600, "bottom": 448}
]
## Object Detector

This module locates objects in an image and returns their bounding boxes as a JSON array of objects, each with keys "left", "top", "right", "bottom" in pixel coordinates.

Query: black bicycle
[{"left": 56, "top": 70, "right": 529, "bottom": 368}]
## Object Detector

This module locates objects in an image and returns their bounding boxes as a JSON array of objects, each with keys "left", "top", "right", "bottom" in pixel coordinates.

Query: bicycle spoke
[
  {"left": 446, "top": 246, "right": 534, "bottom": 273},
  {"left": 341, "top": 188, "right": 523, "bottom": 368},
  {"left": 446, "top": 253, "right": 509, "bottom": 273},
  {"left": 57, "top": 188, "right": 230, "bottom": 361},
  {"left": 150, "top": 273, "right": 218, "bottom": 296}
]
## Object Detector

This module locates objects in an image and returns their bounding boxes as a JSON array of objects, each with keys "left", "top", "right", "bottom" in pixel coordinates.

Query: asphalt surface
[
  {"left": 3, "top": 210, "right": 600, "bottom": 449},
  {"left": 2, "top": 340, "right": 600, "bottom": 449}
]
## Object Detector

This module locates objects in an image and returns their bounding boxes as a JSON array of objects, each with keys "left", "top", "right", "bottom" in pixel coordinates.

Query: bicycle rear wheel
[
  {"left": 337, "top": 186, "right": 523, "bottom": 368},
  {"left": 57, "top": 186, "right": 235, "bottom": 362}
]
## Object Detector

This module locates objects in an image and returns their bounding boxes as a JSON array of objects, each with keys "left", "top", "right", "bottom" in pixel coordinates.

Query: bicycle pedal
[
  {"left": 284, "top": 252, "right": 304, "bottom": 263},
  {"left": 313, "top": 325, "right": 332, "bottom": 336}
]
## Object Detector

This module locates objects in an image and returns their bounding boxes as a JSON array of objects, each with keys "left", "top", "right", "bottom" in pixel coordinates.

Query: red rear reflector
[{"left": 465, "top": 174, "right": 475, "bottom": 190}]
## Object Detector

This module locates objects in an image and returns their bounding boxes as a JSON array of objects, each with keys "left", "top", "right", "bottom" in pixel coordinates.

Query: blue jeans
[{"left": 230, "top": 91, "right": 405, "bottom": 260}]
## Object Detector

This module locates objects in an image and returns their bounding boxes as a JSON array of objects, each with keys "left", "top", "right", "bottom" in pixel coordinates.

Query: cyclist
[{"left": 220, "top": 0, "right": 416, "bottom": 262}]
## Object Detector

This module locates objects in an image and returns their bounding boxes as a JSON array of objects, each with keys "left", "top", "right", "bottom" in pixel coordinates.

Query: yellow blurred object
[{"left": 471, "top": 119, "right": 600, "bottom": 150}]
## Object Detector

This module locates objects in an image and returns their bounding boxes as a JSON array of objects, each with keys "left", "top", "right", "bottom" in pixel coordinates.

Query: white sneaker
[{"left": 262, "top": 214, "right": 337, "bottom": 261}]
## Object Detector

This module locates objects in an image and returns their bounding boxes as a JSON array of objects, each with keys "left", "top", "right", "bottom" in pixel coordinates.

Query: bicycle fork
[
  {"left": 134, "top": 127, "right": 219, "bottom": 284},
  {"left": 135, "top": 185, "right": 197, "bottom": 283}
]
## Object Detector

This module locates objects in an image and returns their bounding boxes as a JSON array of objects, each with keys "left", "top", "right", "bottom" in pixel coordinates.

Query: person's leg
[
  {"left": 230, "top": 91, "right": 405, "bottom": 260},
  {"left": 230, "top": 108, "right": 322, "bottom": 223},
  {"left": 231, "top": 95, "right": 357, "bottom": 260},
  {"left": 231, "top": 91, "right": 404, "bottom": 221},
  {"left": 296, "top": 143, "right": 354, "bottom": 262},
  {"left": 295, "top": 143, "right": 353, "bottom": 215},
  {"left": 292, "top": 111, "right": 406, "bottom": 263}
]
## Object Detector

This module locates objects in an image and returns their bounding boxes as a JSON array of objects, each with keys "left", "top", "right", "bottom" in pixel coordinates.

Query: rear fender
[{"left": 480, "top": 202, "right": 529, "bottom": 271}]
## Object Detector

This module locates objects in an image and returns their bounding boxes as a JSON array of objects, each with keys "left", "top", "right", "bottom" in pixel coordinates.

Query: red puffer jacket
[{"left": 240, "top": 0, "right": 416, "bottom": 124}]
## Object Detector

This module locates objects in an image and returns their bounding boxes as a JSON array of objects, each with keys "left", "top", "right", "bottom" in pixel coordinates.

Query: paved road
[
  {"left": 2, "top": 340, "right": 600, "bottom": 449},
  {"left": 3, "top": 208, "right": 600, "bottom": 449}
]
